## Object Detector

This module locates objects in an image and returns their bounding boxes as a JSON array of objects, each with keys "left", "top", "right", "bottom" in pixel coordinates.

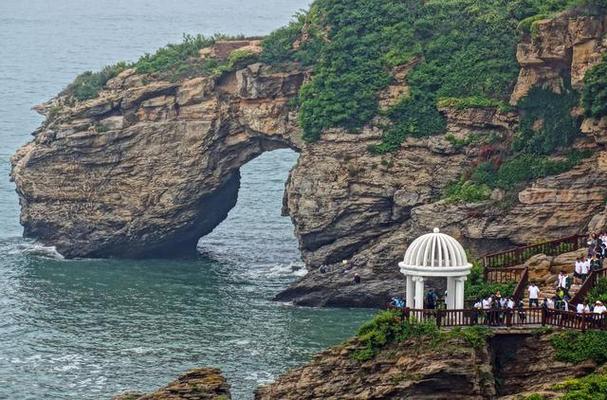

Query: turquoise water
[{"left": 0, "top": 1, "right": 374, "bottom": 399}]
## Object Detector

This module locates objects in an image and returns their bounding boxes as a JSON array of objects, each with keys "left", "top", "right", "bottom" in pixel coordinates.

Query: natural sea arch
[{"left": 197, "top": 148, "right": 301, "bottom": 264}]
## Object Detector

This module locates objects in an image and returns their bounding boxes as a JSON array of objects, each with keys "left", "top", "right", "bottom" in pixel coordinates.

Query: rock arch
[{"left": 11, "top": 63, "right": 304, "bottom": 258}]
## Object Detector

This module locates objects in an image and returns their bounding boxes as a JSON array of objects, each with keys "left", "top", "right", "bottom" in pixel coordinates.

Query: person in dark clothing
[
  {"left": 353, "top": 273, "right": 361, "bottom": 284},
  {"left": 426, "top": 289, "right": 438, "bottom": 310}
]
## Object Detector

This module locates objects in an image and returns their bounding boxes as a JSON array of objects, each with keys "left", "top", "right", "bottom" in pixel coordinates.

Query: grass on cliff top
[
  {"left": 261, "top": 0, "right": 605, "bottom": 151},
  {"left": 63, "top": 33, "right": 257, "bottom": 101},
  {"left": 352, "top": 309, "right": 492, "bottom": 362}
]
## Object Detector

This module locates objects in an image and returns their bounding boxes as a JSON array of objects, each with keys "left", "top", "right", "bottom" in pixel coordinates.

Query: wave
[
  {"left": 264, "top": 262, "right": 308, "bottom": 278},
  {"left": 0, "top": 237, "right": 65, "bottom": 260}
]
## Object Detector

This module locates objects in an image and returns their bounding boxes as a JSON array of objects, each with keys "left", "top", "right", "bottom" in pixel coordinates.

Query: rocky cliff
[
  {"left": 114, "top": 328, "right": 595, "bottom": 400},
  {"left": 254, "top": 328, "right": 596, "bottom": 400},
  {"left": 10, "top": 12, "right": 607, "bottom": 306}
]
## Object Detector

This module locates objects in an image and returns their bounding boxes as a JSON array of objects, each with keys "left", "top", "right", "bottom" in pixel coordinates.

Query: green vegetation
[
  {"left": 352, "top": 309, "right": 441, "bottom": 361},
  {"left": 554, "top": 373, "right": 607, "bottom": 399},
  {"left": 64, "top": 34, "right": 257, "bottom": 101},
  {"left": 135, "top": 34, "right": 217, "bottom": 75},
  {"left": 437, "top": 96, "right": 513, "bottom": 112},
  {"left": 64, "top": 62, "right": 129, "bottom": 101},
  {"left": 551, "top": 330, "right": 607, "bottom": 364},
  {"left": 260, "top": 0, "right": 603, "bottom": 149},
  {"left": 588, "top": 277, "right": 607, "bottom": 304},
  {"left": 465, "top": 262, "right": 516, "bottom": 300},
  {"left": 352, "top": 309, "right": 492, "bottom": 361},
  {"left": 469, "top": 150, "right": 591, "bottom": 191},
  {"left": 514, "top": 86, "right": 580, "bottom": 155},
  {"left": 444, "top": 180, "right": 492, "bottom": 203},
  {"left": 583, "top": 55, "right": 607, "bottom": 119}
]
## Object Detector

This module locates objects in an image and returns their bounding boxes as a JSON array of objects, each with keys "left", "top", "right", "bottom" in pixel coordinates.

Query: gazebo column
[
  {"left": 406, "top": 275, "right": 415, "bottom": 309},
  {"left": 446, "top": 277, "right": 456, "bottom": 310},
  {"left": 455, "top": 276, "right": 467, "bottom": 309},
  {"left": 413, "top": 276, "right": 425, "bottom": 309}
]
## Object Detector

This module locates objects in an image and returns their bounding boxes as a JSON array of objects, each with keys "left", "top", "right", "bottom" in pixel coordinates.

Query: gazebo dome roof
[{"left": 399, "top": 228, "right": 472, "bottom": 277}]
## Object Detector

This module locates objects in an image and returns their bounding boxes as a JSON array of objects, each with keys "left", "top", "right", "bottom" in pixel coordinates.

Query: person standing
[
  {"left": 528, "top": 283, "right": 540, "bottom": 308},
  {"left": 581, "top": 257, "right": 590, "bottom": 282}
]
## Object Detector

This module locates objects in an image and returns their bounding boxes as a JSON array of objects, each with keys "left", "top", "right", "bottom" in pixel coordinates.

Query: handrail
[
  {"left": 396, "top": 306, "right": 607, "bottom": 331},
  {"left": 483, "top": 266, "right": 526, "bottom": 284},
  {"left": 512, "top": 268, "right": 529, "bottom": 303},
  {"left": 481, "top": 234, "right": 587, "bottom": 269},
  {"left": 569, "top": 268, "right": 607, "bottom": 307}
]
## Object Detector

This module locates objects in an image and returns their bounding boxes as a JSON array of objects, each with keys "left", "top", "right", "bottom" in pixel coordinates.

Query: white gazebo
[{"left": 399, "top": 228, "right": 472, "bottom": 310}]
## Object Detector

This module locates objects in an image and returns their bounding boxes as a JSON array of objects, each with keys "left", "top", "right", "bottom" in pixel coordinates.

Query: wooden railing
[
  {"left": 512, "top": 267, "right": 529, "bottom": 303},
  {"left": 569, "top": 267, "right": 607, "bottom": 307},
  {"left": 483, "top": 266, "right": 526, "bottom": 284},
  {"left": 399, "top": 307, "right": 607, "bottom": 331},
  {"left": 481, "top": 235, "right": 587, "bottom": 269}
]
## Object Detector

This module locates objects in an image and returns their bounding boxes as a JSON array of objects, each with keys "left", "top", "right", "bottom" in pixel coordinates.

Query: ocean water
[{"left": 0, "top": 1, "right": 374, "bottom": 399}]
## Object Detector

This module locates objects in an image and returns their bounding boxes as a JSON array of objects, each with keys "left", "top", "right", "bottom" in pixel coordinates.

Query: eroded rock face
[
  {"left": 254, "top": 329, "right": 593, "bottom": 400},
  {"left": 511, "top": 15, "right": 607, "bottom": 104},
  {"left": 255, "top": 336, "right": 496, "bottom": 400},
  {"left": 10, "top": 15, "right": 607, "bottom": 307}
]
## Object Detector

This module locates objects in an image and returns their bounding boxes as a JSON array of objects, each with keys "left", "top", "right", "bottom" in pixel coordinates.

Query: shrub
[
  {"left": 64, "top": 62, "right": 130, "bottom": 101},
  {"left": 437, "top": 96, "right": 513, "bottom": 112},
  {"left": 444, "top": 180, "right": 492, "bottom": 203},
  {"left": 588, "top": 277, "right": 607, "bottom": 304},
  {"left": 582, "top": 55, "right": 607, "bottom": 119},
  {"left": 352, "top": 310, "right": 441, "bottom": 361},
  {"left": 551, "top": 330, "right": 607, "bottom": 364},
  {"left": 555, "top": 373, "right": 607, "bottom": 399},
  {"left": 514, "top": 86, "right": 581, "bottom": 155},
  {"left": 134, "top": 34, "right": 217, "bottom": 75},
  {"left": 465, "top": 263, "right": 516, "bottom": 300}
]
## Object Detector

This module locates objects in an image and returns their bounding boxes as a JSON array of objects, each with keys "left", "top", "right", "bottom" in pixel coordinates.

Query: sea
[{"left": 0, "top": 1, "right": 374, "bottom": 399}]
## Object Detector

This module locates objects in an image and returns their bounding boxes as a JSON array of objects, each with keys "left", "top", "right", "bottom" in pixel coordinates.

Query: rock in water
[{"left": 113, "top": 368, "right": 231, "bottom": 400}]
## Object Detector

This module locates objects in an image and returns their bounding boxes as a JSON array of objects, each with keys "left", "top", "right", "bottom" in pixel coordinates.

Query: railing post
[{"left": 541, "top": 308, "right": 547, "bottom": 326}]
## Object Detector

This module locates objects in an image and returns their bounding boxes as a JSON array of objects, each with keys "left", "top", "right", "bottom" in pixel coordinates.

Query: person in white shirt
[
  {"left": 528, "top": 283, "right": 540, "bottom": 307},
  {"left": 594, "top": 301, "right": 607, "bottom": 314},
  {"left": 576, "top": 302, "right": 585, "bottom": 314},
  {"left": 482, "top": 297, "right": 492, "bottom": 310},
  {"left": 574, "top": 258, "right": 583, "bottom": 282},
  {"left": 507, "top": 298, "right": 515, "bottom": 309},
  {"left": 581, "top": 257, "right": 590, "bottom": 282},
  {"left": 556, "top": 271, "right": 568, "bottom": 289},
  {"left": 546, "top": 297, "right": 555, "bottom": 309}
]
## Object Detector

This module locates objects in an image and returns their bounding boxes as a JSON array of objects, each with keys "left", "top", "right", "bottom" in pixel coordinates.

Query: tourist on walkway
[
  {"left": 575, "top": 257, "right": 582, "bottom": 280},
  {"left": 594, "top": 301, "right": 607, "bottom": 314},
  {"left": 591, "top": 254, "right": 603, "bottom": 272},
  {"left": 352, "top": 273, "right": 361, "bottom": 284},
  {"left": 576, "top": 302, "right": 586, "bottom": 314},
  {"left": 516, "top": 300, "right": 527, "bottom": 322},
  {"left": 528, "top": 283, "right": 540, "bottom": 307},
  {"left": 426, "top": 289, "right": 438, "bottom": 309},
  {"left": 581, "top": 257, "right": 590, "bottom": 282}
]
